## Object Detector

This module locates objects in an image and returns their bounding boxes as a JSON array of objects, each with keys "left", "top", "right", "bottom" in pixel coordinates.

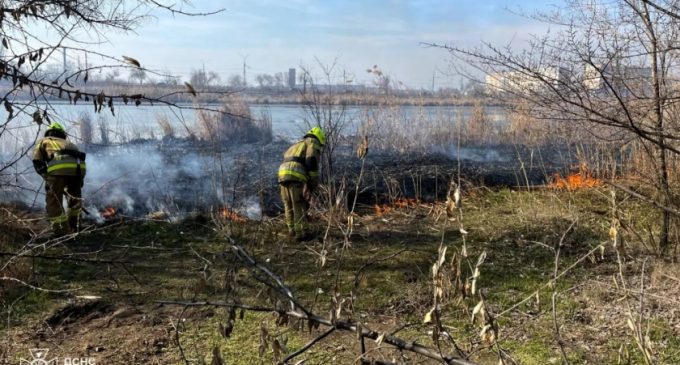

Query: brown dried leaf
[
  {"left": 276, "top": 313, "right": 289, "bottom": 327},
  {"left": 375, "top": 332, "right": 385, "bottom": 346},
  {"left": 185, "top": 82, "right": 197, "bottom": 97},
  {"left": 210, "top": 346, "right": 224, "bottom": 365},
  {"left": 32, "top": 110, "right": 42, "bottom": 125},
  {"left": 122, "top": 55, "right": 141, "bottom": 68},
  {"left": 258, "top": 322, "right": 269, "bottom": 359},
  {"left": 4, "top": 100, "right": 12, "bottom": 115},
  {"left": 356, "top": 135, "right": 368, "bottom": 159},
  {"left": 272, "top": 339, "right": 282, "bottom": 362},
  {"left": 423, "top": 307, "right": 435, "bottom": 324},
  {"left": 472, "top": 300, "right": 484, "bottom": 323},
  {"left": 480, "top": 324, "right": 495, "bottom": 344}
]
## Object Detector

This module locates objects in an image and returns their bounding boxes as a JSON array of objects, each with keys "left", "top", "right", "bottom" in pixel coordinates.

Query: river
[{"left": 0, "top": 102, "right": 508, "bottom": 149}]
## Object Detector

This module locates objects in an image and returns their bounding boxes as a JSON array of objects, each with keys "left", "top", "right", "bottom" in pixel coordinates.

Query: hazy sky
[{"left": 88, "top": 0, "right": 563, "bottom": 88}]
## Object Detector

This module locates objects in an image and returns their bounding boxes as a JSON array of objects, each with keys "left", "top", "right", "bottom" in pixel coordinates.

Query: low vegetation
[{"left": 1, "top": 185, "right": 678, "bottom": 364}]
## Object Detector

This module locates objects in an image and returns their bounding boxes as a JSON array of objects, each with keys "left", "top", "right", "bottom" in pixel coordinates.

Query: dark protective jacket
[
  {"left": 277, "top": 136, "right": 322, "bottom": 189},
  {"left": 32, "top": 136, "right": 86, "bottom": 178}
]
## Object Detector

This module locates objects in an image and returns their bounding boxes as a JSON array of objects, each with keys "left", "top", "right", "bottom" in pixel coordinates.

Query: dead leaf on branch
[
  {"left": 210, "top": 346, "right": 224, "bottom": 365},
  {"left": 472, "top": 300, "right": 485, "bottom": 324},
  {"left": 32, "top": 110, "right": 42, "bottom": 125},
  {"left": 258, "top": 322, "right": 269, "bottom": 359},
  {"left": 375, "top": 332, "right": 385, "bottom": 346},
  {"left": 122, "top": 55, "right": 141, "bottom": 68},
  {"left": 357, "top": 135, "right": 369, "bottom": 159},
  {"left": 185, "top": 82, "right": 197, "bottom": 97},
  {"left": 4, "top": 100, "right": 13, "bottom": 118},
  {"left": 272, "top": 338, "right": 282, "bottom": 362},
  {"left": 423, "top": 307, "right": 435, "bottom": 324},
  {"left": 217, "top": 321, "right": 233, "bottom": 338}
]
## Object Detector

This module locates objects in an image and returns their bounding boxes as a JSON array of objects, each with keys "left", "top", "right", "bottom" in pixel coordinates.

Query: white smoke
[{"left": 1, "top": 140, "right": 277, "bottom": 221}]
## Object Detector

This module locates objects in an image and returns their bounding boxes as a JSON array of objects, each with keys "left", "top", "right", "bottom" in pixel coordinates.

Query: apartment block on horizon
[{"left": 486, "top": 66, "right": 570, "bottom": 95}]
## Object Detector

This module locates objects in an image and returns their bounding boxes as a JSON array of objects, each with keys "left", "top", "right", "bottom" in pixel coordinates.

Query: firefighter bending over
[
  {"left": 32, "top": 122, "right": 87, "bottom": 237},
  {"left": 278, "top": 126, "right": 325, "bottom": 242}
]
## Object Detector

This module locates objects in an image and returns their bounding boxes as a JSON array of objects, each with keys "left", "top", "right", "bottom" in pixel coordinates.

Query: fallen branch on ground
[
  {"left": 157, "top": 241, "right": 477, "bottom": 365},
  {"left": 156, "top": 300, "right": 476, "bottom": 365}
]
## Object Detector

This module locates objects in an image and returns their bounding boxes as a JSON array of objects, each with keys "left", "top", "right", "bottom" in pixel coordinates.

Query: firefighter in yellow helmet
[
  {"left": 32, "top": 122, "right": 86, "bottom": 237},
  {"left": 278, "top": 126, "right": 325, "bottom": 241}
]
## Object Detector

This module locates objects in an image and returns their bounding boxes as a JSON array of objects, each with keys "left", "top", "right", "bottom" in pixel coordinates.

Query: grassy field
[{"left": 1, "top": 187, "right": 679, "bottom": 364}]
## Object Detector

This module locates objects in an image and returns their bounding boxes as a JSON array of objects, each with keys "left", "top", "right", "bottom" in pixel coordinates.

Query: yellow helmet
[
  {"left": 47, "top": 122, "right": 66, "bottom": 133},
  {"left": 306, "top": 126, "right": 326, "bottom": 146},
  {"left": 45, "top": 121, "right": 67, "bottom": 138}
]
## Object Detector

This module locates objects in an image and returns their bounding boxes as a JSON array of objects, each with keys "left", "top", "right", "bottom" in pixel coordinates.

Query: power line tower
[{"left": 240, "top": 54, "right": 250, "bottom": 87}]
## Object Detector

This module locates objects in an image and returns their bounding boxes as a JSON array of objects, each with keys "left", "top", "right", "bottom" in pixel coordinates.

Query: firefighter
[
  {"left": 32, "top": 122, "right": 86, "bottom": 237},
  {"left": 278, "top": 126, "right": 325, "bottom": 242}
]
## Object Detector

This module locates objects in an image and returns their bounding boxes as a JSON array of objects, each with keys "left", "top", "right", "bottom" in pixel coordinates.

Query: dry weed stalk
[
  {"left": 196, "top": 97, "right": 271, "bottom": 144},
  {"left": 77, "top": 112, "right": 93, "bottom": 145},
  {"left": 551, "top": 220, "right": 577, "bottom": 365},
  {"left": 98, "top": 117, "right": 110, "bottom": 145},
  {"left": 156, "top": 114, "right": 175, "bottom": 139}
]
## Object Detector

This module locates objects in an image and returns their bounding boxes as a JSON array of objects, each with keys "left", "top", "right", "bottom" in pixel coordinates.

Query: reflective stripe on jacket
[
  {"left": 277, "top": 137, "right": 321, "bottom": 186},
  {"left": 32, "top": 137, "right": 86, "bottom": 177}
]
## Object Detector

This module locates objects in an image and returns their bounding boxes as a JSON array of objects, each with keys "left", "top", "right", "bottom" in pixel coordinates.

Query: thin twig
[
  {"left": 173, "top": 305, "right": 190, "bottom": 365},
  {"left": 280, "top": 327, "right": 335, "bottom": 364},
  {"left": 552, "top": 220, "right": 576, "bottom": 365},
  {"left": 0, "top": 276, "right": 79, "bottom": 293}
]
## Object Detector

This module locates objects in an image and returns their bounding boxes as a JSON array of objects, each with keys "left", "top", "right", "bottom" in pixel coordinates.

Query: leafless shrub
[
  {"left": 77, "top": 112, "right": 93, "bottom": 145},
  {"left": 502, "top": 101, "right": 550, "bottom": 146},
  {"left": 156, "top": 115, "right": 175, "bottom": 139},
  {"left": 463, "top": 102, "right": 490, "bottom": 144},
  {"left": 359, "top": 103, "right": 460, "bottom": 154},
  {"left": 98, "top": 117, "right": 110, "bottom": 146},
  {"left": 196, "top": 97, "right": 272, "bottom": 144}
]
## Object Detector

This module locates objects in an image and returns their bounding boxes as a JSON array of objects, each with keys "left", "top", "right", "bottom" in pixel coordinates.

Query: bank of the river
[{"left": 1, "top": 187, "right": 676, "bottom": 365}]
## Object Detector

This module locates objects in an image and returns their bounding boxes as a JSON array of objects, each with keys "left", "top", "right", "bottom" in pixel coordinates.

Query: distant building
[
  {"left": 486, "top": 66, "right": 570, "bottom": 95},
  {"left": 583, "top": 63, "right": 652, "bottom": 97},
  {"left": 288, "top": 68, "right": 296, "bottom": 89},
  {"left": 332, "top": 84, "right": 369, "bottom": 93}
]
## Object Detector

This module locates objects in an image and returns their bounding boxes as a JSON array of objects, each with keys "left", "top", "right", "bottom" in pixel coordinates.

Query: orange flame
[
  {"left": 101, "top": 207, "right": 118, "bottom": 219},
  {"left": 552, "top": 164, "right": 602, "bottom": 191},
  {"left": 374, "top": 198, "right": 421, "bottom": 216},
  {"left": 220, "top": 207, "right": 247, "bottom": 223},
  {"left": 374, "top": 204, "right": 391, "bottom": 216}
]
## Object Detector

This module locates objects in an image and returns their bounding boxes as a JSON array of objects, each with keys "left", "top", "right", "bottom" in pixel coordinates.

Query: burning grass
[
  {"left": 100, "top": 206, "right": 118, "bottom": 220},
  {"left": 551, "top": 164, "right": 604, "bottom": 191},
  {"left": 373, "top": 197, "right": 428, "bottom": 216},
  {"left": 218, "top": 206, "right": 248, "bottom": 223}
]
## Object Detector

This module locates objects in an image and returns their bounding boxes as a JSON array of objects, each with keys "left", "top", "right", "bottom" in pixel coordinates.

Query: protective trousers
[
  {"left": 45, "top": 176, "right": 83, "bottom": 235},
  {"left": 280, "top": 181, "right": 307, "bottom": 237}
]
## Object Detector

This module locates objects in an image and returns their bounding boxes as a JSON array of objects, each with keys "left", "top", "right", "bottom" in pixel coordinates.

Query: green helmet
[
  {"left": 306, "top": 126, "right": 326, "bottom": 146},
  {"left": 47, "top": 122, "right": 66, "bottom": 134}
]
